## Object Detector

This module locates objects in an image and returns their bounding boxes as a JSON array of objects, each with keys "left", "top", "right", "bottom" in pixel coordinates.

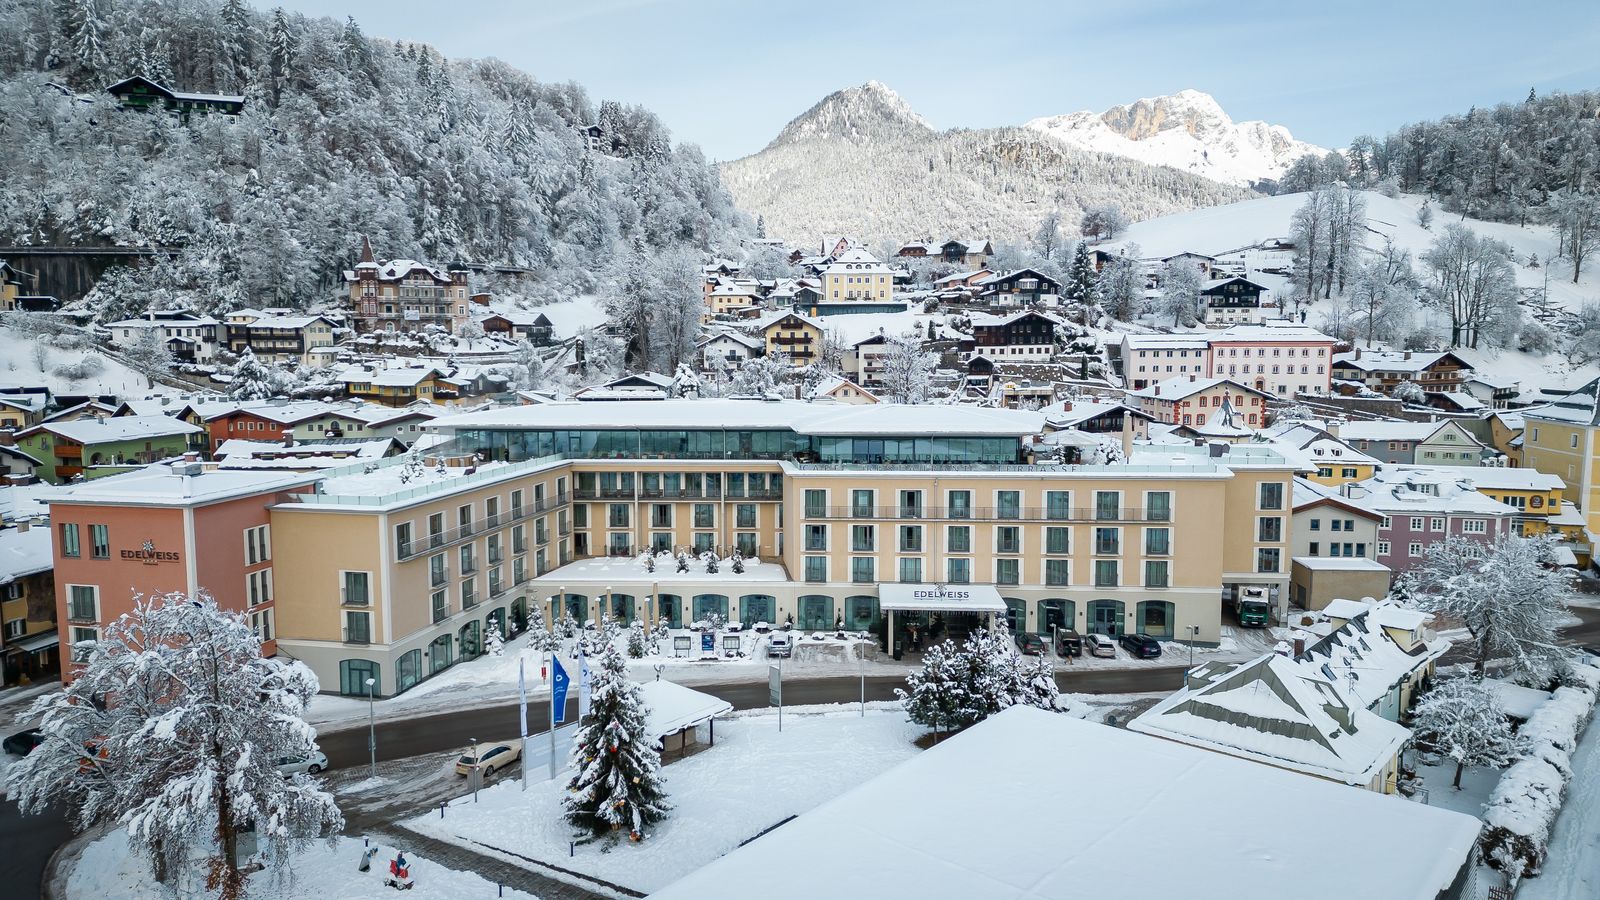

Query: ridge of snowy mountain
[
  {"left": 767, "top": 81, "right": 934, "bottom": 149},
  {"left": 1025, "top": 89, "right": 1326, "bottom": 187},
  {"left": 725, "top": 83, "right": 1251, "bottom": 248}
]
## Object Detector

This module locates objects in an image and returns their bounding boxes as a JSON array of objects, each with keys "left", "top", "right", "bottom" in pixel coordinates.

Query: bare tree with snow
[
  {"left": 1032, "top": 210, "right": 1063, "bottom": 261},
  {"left": 121, "top": 327, "right": 175, "bottom": 388},
  {"left": 1157, "top": 261, "right": 1204, "bottom": 327},
  {"left": 3, "top": 591, "right": 341, "bottom": 896},
  {"left": 728, "top": 352, "right": 791, "bottom": 397},
  {"left": 1412, "top": 533, "right": 1574, "bottom": 678},
  {"left": 877, "top": 333, "right": 938, "bottom": 403},
  {"left": 1411, "top": 676, "right": 1522, "bottom": 789},
  {"left": 1420, "top": 223, "right": 1522, "bottom": 349},
  {"left": 1080, "top": 202, "right": 1128, "bottom": 241}
]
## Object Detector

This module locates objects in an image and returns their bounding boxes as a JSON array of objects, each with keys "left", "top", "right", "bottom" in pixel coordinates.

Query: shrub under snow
[{"left": 1479, "top": 661, "right": 1600, "bottom": 878}]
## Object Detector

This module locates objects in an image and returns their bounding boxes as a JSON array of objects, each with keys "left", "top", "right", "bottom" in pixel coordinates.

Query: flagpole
[
  {"left": 519, "top": 657, "right": 529, "bottom": 792},
  {"left": 549, "top": 651, "right": 558, "bottom": 781}
]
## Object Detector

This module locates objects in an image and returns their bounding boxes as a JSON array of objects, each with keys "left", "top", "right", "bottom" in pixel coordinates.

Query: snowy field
[
  {"left": 0, "top": 323, "right": 182, "bottom": 396},
  {"left": 67, "top": 830, "right": 538, "bottom": 900},
  {"left": 406, "top": 705, "right": 924, "bottom": 895}
]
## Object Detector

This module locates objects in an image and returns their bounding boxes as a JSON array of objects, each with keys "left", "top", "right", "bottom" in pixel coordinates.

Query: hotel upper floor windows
[
  {"left": 60, "top": 523, "right": 80, "bottom": 557},
  {"left": 90, "top": 524, "right": 109, "bottom": 559},
  {"left": 245, "top": 524, "right": 271, "bottom": 564},
  {"left": 454, "top": 428, "right": 1021, "bottom": 465}
]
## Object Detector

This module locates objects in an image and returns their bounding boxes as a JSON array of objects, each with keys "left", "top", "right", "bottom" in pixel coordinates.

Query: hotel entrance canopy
[{"left": 877, "top": 583, "right": 1005, "bottom": 614}]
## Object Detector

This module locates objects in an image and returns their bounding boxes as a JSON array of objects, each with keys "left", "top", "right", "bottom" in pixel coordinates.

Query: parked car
[
  {"left": 1054, "top": 629, "right": 1083, "bottom": 658},
  {"left": 1118, "top": 633, "right": 1163, "bottom": 659},
  {"left": 276, "top": 749, "right": 329, "bottom": 776},
  {"left": 1014, "top": 632, "right": 1047, "bottom": 656},
  {"left": 767, "top": 632, "right": 794, "bottom": 658},
  {"left": 456, "top": 741, "right": 521, "bottom": 777},
  {"left": 3, "top": 727, "right": 44, "bottom": 756},
  {"left": 1084, "top": 633, "right": 1117, "bottom": 658}
]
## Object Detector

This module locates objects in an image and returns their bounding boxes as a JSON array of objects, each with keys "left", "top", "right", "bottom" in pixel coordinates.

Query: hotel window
[
  {"left": 947, "top": 525, "right": 971, "bottom": 553},
  {"left": 851, "top": 525, "right": 876, "bottom": 552},
  {"left": 736, "top": 504, "right": 757, "bottom": 528},
  {"left": 395, "top": 522, "right": 413, "bottom": 557},
  {"left": 804, "top": 489, "right": 826, "bottom": 517},
  {"left": 1409, "top": 517, "right": 1425, "bottom": 531},
  {"left": 461, "top": 576, "right": 478, "bottom": 608},
  {"left": 997, "top": 491, "right": 1020, "bottom": 519},
  {"left": 1144, "top": 560, "right": 1169, "bottom": 588},
  {"left": 1093, "top": 560, "right": 1118, "bottom": 587},
  {"left": 805, "top": 524, "right": 827, "bottom": 551},
  {"left": 459, "top": 544, "right": 476, "bottom": 575},
  {"left": 68, "top": 584, "right": 98, "bottom": 621},
  {"left": 90, "top": 524, "right": 109, "bottom": 559},
  {"left": 485, "top": 496, "right": 500, "bottom": 526},
  {"left": 1309, "top": 542, "right": 1321, "bottom": 556},
  {"left": 851, "top": 557, "right": 875, "bottom": 583},
  {"left": 899, "top": 558, "right": 923, "bottom": 583},
  {"left": 1256, "top": 548, "right": 1281, "bottom": 573},
  {"left": 250, "top": 608, "right": 274, "bottom": 642},
  {"left": 608, "top": 504, "right": 630, "bottom": 528},
  {"left": 514, "top": 524, "right": 529, "bottom": 553},
  {"left": 243, "top": 525, "right": 271, "bottom": 565},
  {"left": 1462, "top": 519, "right": 1487, "bottom": 534},
  {"left": 1094, "top": 527, "right": 1119, "bottom": 555},
  {"left": 514, "top": 556, "right": 528, "bottom": 584},
  {"left": 1145, "top": 528, "right": 1170, "bottom": 555},
  {"left": 248, "top": 569, "right": 274, "bottom": 606},
  {"left": 70, "top": 626, "right": 99, "bottom": 662},
  {"left": 899, "top": 525, "right": 923, "bottom": 553},
  {"left": 1377, "top": 541, "right": 1391, "bottom": 556},
  {"left": 996, "top": 526, "right": 1020, "bottom": 554},
  {"left": 804, "top": 556, "right": 827, "bottom": 582},
  {"left": 1408, "top": 542, "right": 1423, "bottom": 557},
  {"left": 851, "top": 490, "right": 874, "bottom": 517},
  {"left": 693, "top": 532, "right": 715, "bottom": 553},
  {"left": 1146, "top": 491, "right": 1172, "bottom": 522},
  {"left": 899, "top": 490, "right": 923, "bottom": 518},
  {"left": 1045, "top": 559, "right": 1069, "bottom": 586},
  {"left": 947, "top": 490, "right": 972, "bottom": 518},
  {"left": 736, "top": 533, "right": 757, "bottom": 556},
  {"left": 344, "top": 610, "right": 371, "bottom": 644},
  {"left": 457, "top": 504, "right": 473, "bottom": 535},
  {"left": 1259, "top": 482, "right": 1284, "bottom": 510},
  {"left": 60, "top": 523, "right": 80, "bottom": 557},
  {"left": 947, "top": 558, "right": 971, "bottom": 583},
  {"left": 1045, "top": 527, "right": 1070, "bottom": 554},
  {"left": 995, "top": 558, "right": 1019, "bottom": 585},
  {"left": 1429, "top": 517, "right": 1445, "bottom": 532},
  {"left": 1309, "top": 519, "right": 1321, "bottom": 531},
  {"left": 694, "top": 504, "right": 714, "bottom": 528},
  {"left": 511, "top": 489, "right": 524, "bottom": 517},
  {"left": 1045, "top": 491, "right": 1071, "bottom": 519},
  {"left": 428, "top": 513, "right": 445, "bottom": 546},
  {"left": 650, "top": 504, "right": 672, "bottom": 528},
  {"left": 1258, "top": 517, "right": 1282, "bottom": 542},
  {"left": 1094, "top": 491, "right": 1120, "bottom": 521}
]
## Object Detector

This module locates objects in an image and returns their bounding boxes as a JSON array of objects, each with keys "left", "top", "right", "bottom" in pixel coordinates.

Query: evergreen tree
[
  {"left": 564, "top": 642, "right": 670, "bottom": 842},
  {"left": 484, "top": 619, "right": 504, "bottom": 657},
  {"left": 626, "top": 620, "right": 646, "bottom": 658},
  {"left": 1064, "top": 241, "right": 1097, "bottom": 308},
  {"left": 896, "top": 639, "right": 969, "bottom": 736},
  {"left": 225, "top": 347, "right": 280, "bottom": 400}
]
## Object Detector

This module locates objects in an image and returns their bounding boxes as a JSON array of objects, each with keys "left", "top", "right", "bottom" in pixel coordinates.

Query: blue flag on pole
[
  {"left": 551, "top": 656, "right": 570, "bottom": 724},
  {"left": 518, "top": 659, "right": 528, "bottom": 738}
]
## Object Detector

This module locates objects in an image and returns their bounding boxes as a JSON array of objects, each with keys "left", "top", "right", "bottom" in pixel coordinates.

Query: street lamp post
[
  {"left": 364, "top": 677, "right": 377, "bottom": 777},
  {"left": 1186, "top": 625, "right": 1200, "bottom": 671}
]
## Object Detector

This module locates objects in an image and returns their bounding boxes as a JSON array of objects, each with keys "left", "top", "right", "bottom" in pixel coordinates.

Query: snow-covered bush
[
  {"left": 1479, "top": 661, "right": 1600, "bottom": 878},
  {"left": 484, "top": 619, "right": 505, "bottom": 657},
  {"left": 627, "top": 620, "right": 646, "bottom": 658},
  {"left": 53, "top": 355, "right": 105, "bottom": 384}
]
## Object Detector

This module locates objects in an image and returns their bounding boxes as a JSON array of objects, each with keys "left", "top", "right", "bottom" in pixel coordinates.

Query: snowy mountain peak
[
  {"left": 766, "top": 81, "right": 933, "bottom": 150},
  {"left": 1025, "top": 90, "right": 1326, "bottom": 187}
]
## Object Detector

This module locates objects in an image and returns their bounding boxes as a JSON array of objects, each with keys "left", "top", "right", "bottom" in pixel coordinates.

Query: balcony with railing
[
  {"left": 395, "top": 492, "right": 572, "bottom": 561},
  {"left": 809, "top": 505, "right": 1165, "bottom": 522},
  {"left": 430, "top": 565, "right": 450, "bottom": 587}
]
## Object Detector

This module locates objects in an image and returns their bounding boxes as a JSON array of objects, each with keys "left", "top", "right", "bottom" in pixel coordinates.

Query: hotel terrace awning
[{"left": 877, "top": 583, "right": 1006, "bottom": 614}]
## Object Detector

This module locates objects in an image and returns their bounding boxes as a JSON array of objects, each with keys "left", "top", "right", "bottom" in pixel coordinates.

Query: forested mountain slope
[{"left": 0, "top": 0, "right": 748, "bottom": 320}]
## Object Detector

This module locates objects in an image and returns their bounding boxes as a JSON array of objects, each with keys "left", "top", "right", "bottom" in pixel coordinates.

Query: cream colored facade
[{"left": 1523, "top": 415, "right": 1599, "bottom": 534}]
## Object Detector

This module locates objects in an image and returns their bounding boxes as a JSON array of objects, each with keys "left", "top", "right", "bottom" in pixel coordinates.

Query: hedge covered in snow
[{"left": 1479, "top": 661, "right": 1600, "bottom": 878}]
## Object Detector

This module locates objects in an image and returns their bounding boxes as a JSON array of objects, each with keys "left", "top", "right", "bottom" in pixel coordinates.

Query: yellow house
[
  {"left": 1521, "top": 379, "right": 1600, "bottom": 537},
  {"left": 1300, "top": 438, "right": 1380, "bottom": 488},
  {"left": 817, "top": 249, "right": 893, "bottom": 302},
  {"left": 0, "top": 261, "right": 20, "bottom": 311},
  {"left": 0, "top": 395, "right": 46, "bottom": 431},
  {"left": 343, "top": 366, "right": 443, "bottom": 407},
  {"left": 706, "top": 281, "right": 763, "bottom": 318},
  {"left": 753, "top": 311, "right": 823, "bottom": 367}
]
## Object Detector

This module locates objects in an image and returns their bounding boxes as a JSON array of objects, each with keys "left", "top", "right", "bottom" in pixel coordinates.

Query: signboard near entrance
[
  {"left": 878, "top": 583, "right": 1005, "bottom": 613},
  {"left": 701, "top": 631, "right": 715, "bottom": 653},
  {"left": 121, "top": 540, "right": 179, "bottom": 565}
]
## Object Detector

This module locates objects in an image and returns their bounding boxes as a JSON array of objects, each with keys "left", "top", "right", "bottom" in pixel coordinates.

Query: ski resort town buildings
[
  {"left": 345, "top": 237, "right": 473, "bottom": 335},
  {"left": 1121, "top": 323, "right": 1337, "bottom": 398},
  {"left": 47, "top": 399, "right": 1298, "bottom": 698}
]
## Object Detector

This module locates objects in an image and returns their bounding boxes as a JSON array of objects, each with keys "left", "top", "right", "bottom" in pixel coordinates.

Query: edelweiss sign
[
  {"left": 878, "top": 583, "right": 1004, "bottom": 612},
  {"left": 121, "top": 540, "right": 180, "bottom": 565}
]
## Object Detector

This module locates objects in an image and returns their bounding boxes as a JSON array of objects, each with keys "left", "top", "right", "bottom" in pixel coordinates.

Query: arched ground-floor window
[
  {"left": 1136, "top": 600, "right": 1175, "bottom": 639},
  {"left": 741, "top": 594, "right": 776, "bottom": 627},
  {"left": 1003, "top": 598, "right": 1027, "bottom": 634},
  {"left": 396, "top": 649, "right": 422, "bottom": 693},
  {"left": 339, "top": 658, "right": 380, "bottom": 697},
  {"left": 797, "top": 595, "right": 833, "bottom": 630},
  {"left": 1037, "top": 599, "right": 1074, "bottom": 635},
  {"left": 1088, "top": 599, "right": 1125, "bottom": 635},
  {"left": 692, "top": 594, "right": 729, "bottom": 623},
  {"left": 429, "top": 634, "right": 453, "bottom": 673},
  {"left": 658, "top": 594, "right": 683, "bottom": 629}
]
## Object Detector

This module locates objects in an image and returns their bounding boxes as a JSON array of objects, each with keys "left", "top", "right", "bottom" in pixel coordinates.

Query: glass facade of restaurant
[{"left": 453, "top": 428, "right": 1022, "bottom": 466}]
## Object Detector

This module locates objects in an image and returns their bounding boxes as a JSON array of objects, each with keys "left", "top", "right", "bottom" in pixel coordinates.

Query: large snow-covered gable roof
[
  {"left": 1331, "top": 349, "right": 1469, "bottom": 375},
  {"left": 1040, "top": 399, "right": 1153, "bottom": 429},
  {"left": 1352, "top": 468, "right": 1516, "bottom": 516},
  {"left": 1524, "top": 377, "right": 1600, "bottom": 427},
  {"left": 698, "top": 330, "right": 763, "bottom": 350},
  {"left": 50, "top": 466, "right": 319, "bottom": 507},
  {"left": 1292, "top": 477, "right": 1381, "bottom": 518},
  {"left": 1335, "top": 420, "right": 1449, "bottom": 443},
  {"left": 343, "top": 402, "right": 447, "bottom": 426},
  {"left": 1295, "top": 600, "right": 1447, "bottom": 711},
  {"left": 1297, "top": 437, "right": 1380, "bottom": 467},
  {"left": 364, "top": 259, "right": 452, "bottom": 283},
  {"left": 27, "top": 414, "right": 201, "bottom": 444},
  {"left": 1128, "top": 375, "right": 1265, "bottom": 401},
  {"left": 0, "top": 522, "right": 53, "bottom": 584},
  {"left": 236, "top": 313, "right": 333, "bottom": 330},
  {"left": 750, "top": 310, "right": 824, "bottom": 332},
  {"left": 1199, "top": 275, "right": 1270, "bottom": 295},
  {"left": 104, "top": 75, "right": 244, "bottom": 105},
  {"left": 341, "top": 366, "right": 443, "bottom": 388},
  {"left": 203, "top": 400, "right": 361, "bottom": 426},
  {"left": 968, "top": 309, "right": 1062, "bottom": 329},
  {"left": 1210, "top": 322, "right": 1334, "bottom": 344},
  {"left": 429, "top": 398, "right": 1045, "bottom": 438},
  {"left": 650, "top": 707, "right": 1478, "bottom": 900},
  {"left": 1121, "top": 332, "right": 1210, "bottom": 351},
  {"left": 1129, "top": 652, "right": 1411, "bottom": 785},
  {"left": 1385, "top": 464, "right": 1563, "bottom": 493}
]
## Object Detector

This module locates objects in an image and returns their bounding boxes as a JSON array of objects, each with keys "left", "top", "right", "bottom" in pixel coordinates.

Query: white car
[
  {"left": 456, "top": 740, "right": 521, "bottom": 776},
  {"left": 276, "top": 750, "right": 328, "bottom": 776},
  {"left": 1084, "top": 633, "right": 1117, "bottom": 658}
]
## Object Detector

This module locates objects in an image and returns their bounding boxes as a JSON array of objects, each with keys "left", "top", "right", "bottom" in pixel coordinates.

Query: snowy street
[{"left": 1517, "top": 712, "right": 1600, "bottom": 900}]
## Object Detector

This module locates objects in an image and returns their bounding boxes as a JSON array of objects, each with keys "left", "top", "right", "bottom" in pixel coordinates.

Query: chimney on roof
[
  {"left": 282, "top": 429, "right": 295, "bottom": 448},
  {"left": 15, "top": 520, "right": 29, "bottom": 533},
  {"left": 1354, "top": 347, "right": 1361, "bottom": 360},
  {"left": 1403, "top": 351, "right": 1411, "bottom": 360},
  {"left": 182, "top": 451, "right": 199, "bottom": 464},
  {"left": 1292, "top": 636, "right": 1306, "bottom": 657}
]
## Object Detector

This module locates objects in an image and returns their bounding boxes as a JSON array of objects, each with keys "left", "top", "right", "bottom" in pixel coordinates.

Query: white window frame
[
  {"left": 247, "top": 568, "right": 274, "bottom": 607},
  {"left": 1408, "top": 542, "right": 1423, "bottom": 557},
  {"left": 66, "top": 583, "right": 99, "bottom": 621},
  {"left": 1377, "top": 541, "right": 1391, "bottom": 556},
  {"left": 244, "top": 524, "right": 271, "bottom": 565},
  {"left": 340, "top": 569, "right": 372, "bottom": 606}
]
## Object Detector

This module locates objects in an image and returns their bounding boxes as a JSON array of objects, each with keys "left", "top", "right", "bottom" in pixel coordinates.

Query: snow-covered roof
[
  {"left": 203, "top": 400, "right": 364, "bottom": 426},
  {"left": 1209, "top": 322, "right": 1335, "bottom": 344},
  {"left": 370, "top": 259, "right": 452, "bottom": 282},
  {"left": 26, "top": 414, "right": 201, "bottom": 444},
  {"left": 698, "top": 330, "right": 764, "bottom": 349},
  {"left": 214, "top": 437, "right": 401, "bottom": 469},
  {"left": 1130, "top": 652, "right": 1410, "bottom": 785},
  {"left": 0, "top": 522, "right": 52, "bottom": 584},
  {"left": 51, "top": 467, "right": 319, "bottom": 507},
  {"left": 229, "top": 312, "right": 334, "bottom": 330},
  {"left": 1385, "top": 464, "right": 1563, "bottom": 493},
  {"left": 429, "top": 399, "right": 1046, "bottom": 438},
  {"left": 639, "top": 680, "right": 733, "bottom": 739},
  {"left": 1524, "top": 377, "right": 1600, "bottom": 427},
  {"left": 340, "top": 366, "right": 443, "bottom": 388},
  {"left": 1121, "top": 332, "right": 1210, "bottom": 351},
  {"left": 749, "top": 310, "right": 824, "bottom": 332},
  {"left": 1331, "top": 350, "right": 1467, "bottom": 374},
  {"left": 652, "top": 707, "right": 1479, "bottom": 900},
  {"left": 1346, "top": 468, "right": 1516, "bottom": 517},
  {"left": 968, "top": 309, "right": 1062, "bottom": 328},
  {"left": 1335, "top": 420, "right": 1474, "bottom": 444},
  {"left": 1485, "top": 679, "right": 1550, "bottom": 721},
  {"left": 1291, "top": 477, "right": 1382, "bottom": 517},
  {"left": 1291, "top": 556, "right": 1389, "bottom": 571},
  {"left": 1294, "top": 599, "right": 1448, "bottom": 712},
  {"left": 1126, "top": 375, "right": 1266, "bottom": 401}
]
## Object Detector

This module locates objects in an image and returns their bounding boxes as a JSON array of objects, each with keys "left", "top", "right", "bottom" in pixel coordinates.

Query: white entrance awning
[{"left": 877, "top": 583, "right": 1005, "bottom": 613}]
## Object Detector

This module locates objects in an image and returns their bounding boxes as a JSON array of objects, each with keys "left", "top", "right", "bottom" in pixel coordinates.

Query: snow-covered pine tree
[
  {"left": 650, "top": 617, "right": 670, "bottom": 653},
  {"left": 730, "top": 549, "right": 744, "bottom": 574},
  {"left": 1412, "top": 533, "right": 1573, "bottom": 679},
  {"left": 563, "top": 641, "right": 670, "bottom": 842},
  {"left": 1411, "top": 676, "right": 1522, "bottom": 789},
  {"left": 1064, "top": 241, "right": 1097, "bottom": 309},
  {"left": 627, "top": 620, "right": 646, "bottom": 658},
  {"left": 895, "top": 639, "right": 969, "bottom": 736},
  {"left": 484, "top": 619, "right": 505, "bottom": 657},
  {"left": 675, "top": 551, "right": 690, "bottom": 573},
  {"left": 702, "top": 551, "right": 719, "bottom": 575},
  {"left": 3, "top": 591, "right": 341, "bottom": 894},
  {"left": 225, "top": 347, "right": 280, "bottom": 400}
]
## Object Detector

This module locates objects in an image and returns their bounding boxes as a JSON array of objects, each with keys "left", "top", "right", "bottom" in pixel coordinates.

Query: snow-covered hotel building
[
  {"left": 1121, "top": 323, "right": 1337, "bottom": 398},
  {"left": 50, "top": 400, "right": 1298, "bottom": 698}
]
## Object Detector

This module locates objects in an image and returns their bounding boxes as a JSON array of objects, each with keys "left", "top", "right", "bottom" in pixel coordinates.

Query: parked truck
[{"left": 1232, "top": 586, "right": 1271, "bottom": 627}]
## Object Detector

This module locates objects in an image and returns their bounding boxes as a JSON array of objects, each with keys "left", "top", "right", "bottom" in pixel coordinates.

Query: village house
[
  {"left": 14, "top": 416, "right": 205, "bottom": 483},
  {"left": 0, "top": 395, "right": 47, "bottom": 432},
  {"left": 806, "top": 375, "right": 878, "bottom": 405},
  {"left": 1206, "top": 323, "right": 1336, "bottom": 398},
  {"left": 1330, "top": 349, "right": 1474, "bottom": 395},
  {"left": 816, "top": 249, "right": 894, "bottom": 304},
  {"left": 697, "top": 329, "right": 764, "bottom": 370},
  {"left": 978, "top": 268, "right": 1060, "bottom": 307},
  {"left": 1344, "top": 468, "right": 1518, "bottom": 573},
  {"left": 224, "top": 309, "right": 337, "bottom": 365},
  {"left": 345, "top": 237, "right": 472, "bottom": 335},
  {"left": 202, "top": 401, "right": 377, "bottom": 454},
  {"left": 930, "top": 269, "right": 994, "bottom": 294},
  {"left": 479, "top": 310, "right": 555, "bottom": 344},
  {"left": 938, "top": 238, "right": 993, "bottom": 268},
  {"left": 1128, "top": 375, "right": 1271, "bottom": 429},
  {"left": 750, "top": 311, "right": 824, "bottom": 367},
  {"left": 1121, "top": 334, "right": 1212, "bottom": 390},
  {"left": 1520, "top": 377, "right": 1600, "bottom": 538},
  {"left": 844, "top": 334, "right": 890, "bottom": 387},
  {"left": 969, "top": 309, "right": 1061, "bottom": 361},
  {"left": 0, "top": 517, "right": 58, "bottom": 685},
  {"left": 705, "top": 280, "right": 765, "bottom": 317},
  {"left": 1199, "top": 276, "right": 1274, "bottom": 326},
  {"left": 105, "top": 75, "right": 244, "bottom": 118},
  {"left": 1462, "top": 373, "right": 1519, "bottom": 410},
  {"left": 1334, "top": 420, "right": 1488, "bottom": 466},
  {"left": 1291, "top": 477, "right": 1384, "bottom": 566},
  {"left": 1161, "top": 251, "right": 1217, "bottom": 277},
  {"left": 106, "top": 309, "right": 223, "bottom": 364},
  {"left": 341, "top": 365, "right": 447, "bottom": 407}
]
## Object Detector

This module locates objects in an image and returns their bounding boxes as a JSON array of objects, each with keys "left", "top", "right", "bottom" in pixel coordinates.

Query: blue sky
[{"left": 281, "top": 0, "right": 1600, "bottom": 160}]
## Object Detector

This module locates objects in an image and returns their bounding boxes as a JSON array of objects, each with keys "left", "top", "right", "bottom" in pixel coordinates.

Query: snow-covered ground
[
  {"left": 406, "top": 705, "right": 923, "bottom": 895},
  {"left": 0, "top": 323, "right": 182, "bottom": 396},
  {"left": 66, "top": 830, "right": 538, "bottom": 899},
  {"left": 1518, "top": 711, "right": 1600, "bottom": 900}
]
